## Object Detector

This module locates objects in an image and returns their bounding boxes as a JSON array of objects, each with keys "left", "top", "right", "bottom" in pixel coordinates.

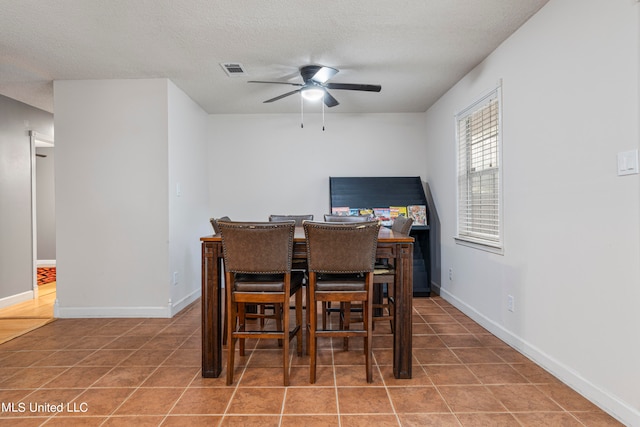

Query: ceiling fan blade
[
  {"left": 248, "top": 80, "right": 304, "bottom": 86},
  {"left": 325, "top": 83, "right": 381, "bottom": 92},
  {"left": 323, "top": 91, "right": 339, "bottom": 108},
  {"left": 263, "top": 89, "right": 301, "bottom": 103},
  {"left": 312, "top": 66, "right": 339, "bottom": 83}
]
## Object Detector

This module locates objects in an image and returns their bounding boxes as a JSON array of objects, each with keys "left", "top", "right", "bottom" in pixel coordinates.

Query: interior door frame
[{"left": 29, "top": 130, "right": 54, "bottom": 299}]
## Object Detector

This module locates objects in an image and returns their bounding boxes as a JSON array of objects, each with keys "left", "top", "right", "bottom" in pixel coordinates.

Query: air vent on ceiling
[{"left": 220, "top": 63, "right": 247, "bottom": 77}]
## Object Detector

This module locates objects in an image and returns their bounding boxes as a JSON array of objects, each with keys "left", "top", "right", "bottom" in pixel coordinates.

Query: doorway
[{"left": 31, "top": 131, "right": 55, "bottom": 312}]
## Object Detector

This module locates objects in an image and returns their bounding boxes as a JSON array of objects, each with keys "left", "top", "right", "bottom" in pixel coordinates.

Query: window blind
[{"left": 456, "top": 88, "right": 502, "bottom": 248}]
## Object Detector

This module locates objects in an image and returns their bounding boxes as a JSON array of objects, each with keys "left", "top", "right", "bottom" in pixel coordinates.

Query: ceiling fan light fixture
[{"left": 301, "top": 87, "right": 325, "bottom": 101}]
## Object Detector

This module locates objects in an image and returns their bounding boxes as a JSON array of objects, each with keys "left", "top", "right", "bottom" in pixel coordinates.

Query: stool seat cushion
[{"left": 234, "top": 271, "right": 304, "bottom": 293}]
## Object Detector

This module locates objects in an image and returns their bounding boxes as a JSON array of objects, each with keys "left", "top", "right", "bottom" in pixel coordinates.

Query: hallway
[{"left": 0, "top": 282, "right": 55, "bottom": 344}]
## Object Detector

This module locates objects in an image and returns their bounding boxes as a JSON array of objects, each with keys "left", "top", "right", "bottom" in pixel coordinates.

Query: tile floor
[{"left": 0, "top": 295, "right": 622, "bottom": 426}]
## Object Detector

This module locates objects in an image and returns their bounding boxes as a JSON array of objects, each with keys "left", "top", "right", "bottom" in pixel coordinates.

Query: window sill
[{"left": 455, "top": 237, "right": 504, "bottom": 255}]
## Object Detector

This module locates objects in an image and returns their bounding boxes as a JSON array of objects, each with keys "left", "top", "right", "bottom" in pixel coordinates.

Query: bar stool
[
  {"left": 304, "top": 220, "right": 380, "bottom": 383},
  {"left": 218, "top": 220, "right": 304, "bottom": 386}
]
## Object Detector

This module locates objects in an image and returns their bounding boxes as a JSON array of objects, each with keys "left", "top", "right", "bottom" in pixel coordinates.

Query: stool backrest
[
  {"left": 210, "top": 216, "right": 231, "bottom": 234},
  {"left": 269, "top": 214, "right": 314, "bottom": 226},
  {"left": 303, "top": 221, "right": 380, "bottom": 273},
  {"left": 323, "top": 214, "right": 374, "bottom": 223},
  {"left": 218, "top": 220, "right": 295, "bottom": 274},
  {"left": 391, "top": 216, "right": 413, "bottom": 234}
]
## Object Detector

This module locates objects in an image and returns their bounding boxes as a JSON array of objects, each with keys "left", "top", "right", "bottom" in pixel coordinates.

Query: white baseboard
[
  {"left": 54, "top": 289, "right": 201, "bottom": 319},
  {"left": 439, "top": 288, "right": 639, "bottom": 427},
  {"left": 0, "top": 290, "right": 34, "bottom": 309},
  {"left": 36, "top": 260, "right": 56, "bottom": 267},
  {"left": 169, "top": 289, "right": 201, "bottom": 317},
  {"left": 56, "top": 304, "right": 172, "bottom": 318}
]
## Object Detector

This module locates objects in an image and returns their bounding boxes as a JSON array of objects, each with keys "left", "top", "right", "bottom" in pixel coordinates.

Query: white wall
[
  {"left": 207, "top": 113, "right": 428, "bottom": 221},
  {"left": 424, "top": 0, "right": 640, "bottom": 424},
  {"left": 167, "top": 81, "right": 210, "bottom": 315},
  {"left": 55, "top": 79, "right": 173, "bottom": 317}
]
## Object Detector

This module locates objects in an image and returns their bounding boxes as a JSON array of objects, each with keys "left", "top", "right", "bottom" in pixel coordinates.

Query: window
[{"left": 455, "top": 87, "right": 502, "bottom": 251}]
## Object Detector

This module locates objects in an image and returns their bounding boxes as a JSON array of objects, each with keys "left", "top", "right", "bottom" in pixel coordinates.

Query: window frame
[{"left": 454, "top": 86, "right": 504, "bottom": 254}]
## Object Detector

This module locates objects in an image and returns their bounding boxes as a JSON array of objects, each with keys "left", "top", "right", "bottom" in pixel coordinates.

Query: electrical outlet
[
  {"left": 507, "top": 295, "right": 514, "bottom": 312},
  {"left": 173, "top": 272, "right": 179, "bottom": 286},
  {"left": 448, "top": 268, "right": 453, "bottom": 281}
]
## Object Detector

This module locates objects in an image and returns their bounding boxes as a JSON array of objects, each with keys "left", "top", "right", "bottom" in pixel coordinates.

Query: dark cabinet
[{"left": 329, "top": 176, "right": 439, "bottom": 297}]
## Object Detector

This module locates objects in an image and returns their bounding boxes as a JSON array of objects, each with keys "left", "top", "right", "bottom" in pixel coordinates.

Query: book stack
[{"left": 331, "top": 204, "right": 427, "bottom": 226}]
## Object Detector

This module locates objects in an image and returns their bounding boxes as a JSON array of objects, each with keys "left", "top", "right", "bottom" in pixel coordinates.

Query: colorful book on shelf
[
  {"left": 373, "top": 208, "right": 392, "bottom": 226},
  {"left": 390, "top": 206, "right": 408, "bottom": 219},
  {"left": 359, "top": 208, "right": 374, "bottom": 217},
  {"left": 331, "top": 206, "right": 350, "bottom": 216},
  {"left": 407, "top": 205, "right": 427, "bottom": 225}
]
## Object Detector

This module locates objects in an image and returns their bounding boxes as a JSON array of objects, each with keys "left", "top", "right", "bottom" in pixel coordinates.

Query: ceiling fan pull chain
[
  {"left": 322, "top": 100, "right": 325, "bottom": 131},
  {"left": 300, "top": 93, "right": 304, "bottom": 128}
]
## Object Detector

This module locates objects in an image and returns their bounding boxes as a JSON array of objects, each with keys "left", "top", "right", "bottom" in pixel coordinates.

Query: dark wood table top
[{"left": 201, "top": 225, "right": 414, "bottom": 243}]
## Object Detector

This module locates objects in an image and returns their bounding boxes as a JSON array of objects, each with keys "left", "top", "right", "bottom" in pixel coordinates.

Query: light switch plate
[{"left": 617, "top": 150, "right": 639, "bottom": 176}]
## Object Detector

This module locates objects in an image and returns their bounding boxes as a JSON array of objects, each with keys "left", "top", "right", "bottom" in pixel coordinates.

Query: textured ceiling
[{"left": 0, "top": 0, "right": 549, "bottom": 114}]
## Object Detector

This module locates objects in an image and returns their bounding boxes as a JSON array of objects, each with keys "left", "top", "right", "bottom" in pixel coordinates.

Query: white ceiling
[{"left": 0, "top": 0, "right": 549, "bottom": 115}]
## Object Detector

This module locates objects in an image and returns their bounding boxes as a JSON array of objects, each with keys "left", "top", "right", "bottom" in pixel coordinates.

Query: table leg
[
  {"left": 393, "top": 242, "right": 413, "bottom": 379},
  {"left": 201, "top": 241, "right": 222, "bottom": 377}
]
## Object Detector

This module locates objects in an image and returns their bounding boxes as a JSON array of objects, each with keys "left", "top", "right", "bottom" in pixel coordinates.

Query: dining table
[{"left": 200, "top": 225, "right": 414, "bottom": 379}]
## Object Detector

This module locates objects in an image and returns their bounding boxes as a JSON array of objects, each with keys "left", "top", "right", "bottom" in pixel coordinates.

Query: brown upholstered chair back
[
  {"left": 323, "top": 214, "right": 374, "bottom": 223},
  {"left": 391, "top": 216, "right": 413, "bottom": 234},
  {"left": 303, "top": 221, "right": 380, "bottom": 273},
  {"left": 210, "top": 216, "right": 231, "bottom": 234},
  {"left": 269, "top": 214, "right": 314, "bottom": 226},
  {"left": 218, "top": 221, "right": 295, "bottom": 274}
]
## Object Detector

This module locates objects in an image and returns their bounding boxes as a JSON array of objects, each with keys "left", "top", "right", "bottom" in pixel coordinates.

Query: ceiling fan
[{"left": 248, "top": 65, "right": 381, "bottom": 108}]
